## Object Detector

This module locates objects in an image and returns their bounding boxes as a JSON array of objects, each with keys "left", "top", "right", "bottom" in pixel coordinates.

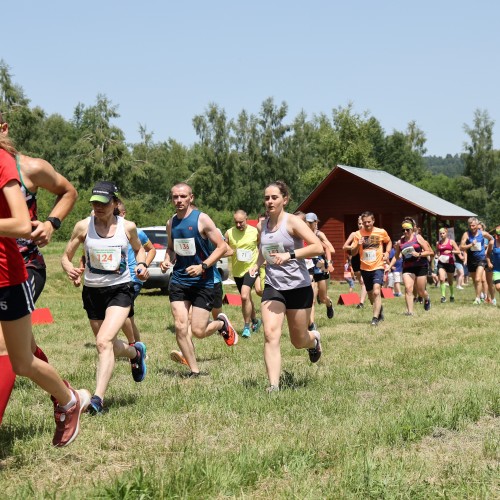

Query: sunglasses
[{"left": 403, "top": 228, "right": 412, "bottom": 232}]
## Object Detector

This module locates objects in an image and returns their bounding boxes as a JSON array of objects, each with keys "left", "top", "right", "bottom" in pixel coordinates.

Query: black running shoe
[
  {"left": 371, "top": 317, "right": 379, "bottom": 327},
  {"left": 326, "top": 302, "right": 334, "bottom": 319},
  {"left": 307, "top": 331, "right": 322, "bottom": 363},
  {"left": 424, "top": 298, "right": 431, "bottom": 311},
  {"left": 356, "top": 303, "right": 364, "bottom": 309}
]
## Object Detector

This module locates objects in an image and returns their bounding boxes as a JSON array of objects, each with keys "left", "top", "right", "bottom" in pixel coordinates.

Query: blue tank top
[
  {"left": 467, "top": 229, "right": 486, "bottom": 259},
  {"left": 170, "top": 210, "right": 214, "bottom": 288},
  {"left": 491, "top": 238, "right": 500, "bottom": 271}
]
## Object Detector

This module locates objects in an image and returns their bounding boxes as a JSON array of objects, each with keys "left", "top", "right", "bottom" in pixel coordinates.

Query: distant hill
[{"left": 424, "top": 154, "right": 465, "bottom": 177}]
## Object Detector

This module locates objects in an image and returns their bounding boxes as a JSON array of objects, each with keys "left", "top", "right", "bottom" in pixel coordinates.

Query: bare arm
[
  {"left": 22, "top": 156, "right": 78, "bottom": 247},
  {"left": 0, "top": 181, "right": 32, "bottom": 238},
  {"left": 61, "top": 219, "right": 89, "bottom": 283},
  {"left": 125, "top": 221, "right": 148, "bottom": 281}
]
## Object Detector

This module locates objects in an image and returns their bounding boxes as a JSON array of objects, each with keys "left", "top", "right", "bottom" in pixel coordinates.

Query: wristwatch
[
  {"left": 46, "top": 217, "right": 62, "bottom": 230},
  {"left": 289, "top": 250, "right": 296, "bottom": 259},
  {"left": 201, "top": 262, "right": 208, "bottom": 271}
]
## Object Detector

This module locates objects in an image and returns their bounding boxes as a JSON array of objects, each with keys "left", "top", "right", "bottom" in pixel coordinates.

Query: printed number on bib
[
  {"left": 262, "top": 243, "right": 286, "bottom": 264},
  {"left": 236, "top": 248, "right": 253, "bottom": 262},
  {"left": 174, "top": 238, "right": 196, "bottom": 256},
  {"left": 363, "top": 249, "right": 377, "bottom": 262},
  {"left": 438, "top": 255, "right": 450, "bottom": 264},
  {"left": 471, "top": 242, "right": 481, "bottom": 252},
  {"left": 89, "top": 247, "right": 121, "bottom": 271}
]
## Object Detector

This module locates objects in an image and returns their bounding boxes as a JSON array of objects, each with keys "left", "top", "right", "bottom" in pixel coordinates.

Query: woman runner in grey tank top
[{"left": 249, "top": 181, "right": 325, "bottom": 392}]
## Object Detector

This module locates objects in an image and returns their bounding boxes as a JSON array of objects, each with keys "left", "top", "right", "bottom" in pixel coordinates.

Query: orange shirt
[{"left": 354, "top": 227, "right": 390, "bottom": 271}]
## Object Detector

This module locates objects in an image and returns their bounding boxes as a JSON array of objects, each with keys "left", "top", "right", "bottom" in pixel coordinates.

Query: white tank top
[{"left": 84, "top": 216, "right": 130, "bottom": 287}]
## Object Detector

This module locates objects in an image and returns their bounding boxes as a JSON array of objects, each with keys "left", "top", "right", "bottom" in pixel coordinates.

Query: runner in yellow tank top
[{"left": 225, "top": 210, "right": 261, "bottom": 338}]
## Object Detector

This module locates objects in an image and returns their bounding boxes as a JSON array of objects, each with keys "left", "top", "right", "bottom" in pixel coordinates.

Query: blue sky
[{"left": 3, "top": 1, "right": 499, "bottom": 156}]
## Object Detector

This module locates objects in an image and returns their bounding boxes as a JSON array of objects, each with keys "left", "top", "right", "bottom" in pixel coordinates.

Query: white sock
[{"left": 59, "top": 391, "right": 76, "bottom": 411}]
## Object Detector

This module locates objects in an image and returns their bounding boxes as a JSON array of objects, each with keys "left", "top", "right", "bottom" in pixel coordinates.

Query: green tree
[{"left": 66, "top": 95, "right": 131, "bottom": 191}]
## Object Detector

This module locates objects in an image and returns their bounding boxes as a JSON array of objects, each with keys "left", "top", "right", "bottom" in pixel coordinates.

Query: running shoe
[
  {"left": 473, "top": 298, "right": 481, "bottom": 305},
  {"left": 370, "top": 317, "right": 379, "bottom": 326},
  {"left": 251, "top": 318, "right": 262, "bottom": 333},
  {"left": 131, "top": 342, "right": 147, "bottom": 382},
  {"left": 308, "top": 322, "right": 317, "bottom": 331},
  {"left": 492, "top": 298, "right": 497, "bottom": 306},
  {"left": 378, "top": 306, "right": 384, "bottom": 322},
  {"left": 356, "top": 303, "right": 364, "bottom": 309},
  {"left": 186, "top": 371, "right": 200, "bottom": 378},
  {"left": 266, "top": 385, "right": 280, "bottom": 393},
  {"left": 307, "top": 331, "right": 322, "bottom": 363},
  {"left": 217, "top": 313, "right": 238, "bottom": 346},
  {"left": 87, "top": 395, "right": 104, "bottom": 416},
  {"left": 53, "top": 388, "right": 90, "bottom": 447},
  {"left": 242, "top": 327, "right": 251, "bottom": 339},
  {"left": 441, "top": 297, "right": 446, "bottom": 303},
  {"left": 424, "top": 298, "right": 431, "bottom": 311},
  {"left": 170, "top": 350, "right": 189, "bottom": 367},
  {"left": 456, "top": 286, "right": 464, "bottom": 290},
  {"left": 404, "top": 311, "right": 414, "bottom": 316},
  {"left": 450, "top": 296, "right": 455, "bottom": 303},
  {"left": 326, "top": 303, "right": 334, "bottom": 319}
]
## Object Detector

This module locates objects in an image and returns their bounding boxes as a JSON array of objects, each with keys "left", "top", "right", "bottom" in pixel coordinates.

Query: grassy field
[{"left": 0, "top": 242, "right": 498, "bottom": 499}]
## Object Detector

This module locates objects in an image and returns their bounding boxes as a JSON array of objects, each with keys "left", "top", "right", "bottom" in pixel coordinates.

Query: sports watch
[{"left": 46, "top": 217, "right": 62, "bottom": 230}]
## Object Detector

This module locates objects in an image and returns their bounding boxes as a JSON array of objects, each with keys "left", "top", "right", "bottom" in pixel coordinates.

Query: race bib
[
  {"left": 363, "top": 249, "right": 376, "bottom": 262},
  {"left": 262, "top": 243, "right": 286, "bottom": 264},
  {"left": 89, "top": 246, "right": 121, "bottom": 271},
  {"left": 174, "top": 238, "right": 196, "bottom": 256},
  {"left": 401, "top": 246, "right": 415, "bottom": 259},
  {"left": 438, "top": 254, "right": 450, "bottom": 264},
  {"left": 236, "top": 248, "right": 253, "bottom": 262},
  {"left": 471, "top": 241, "right": 481, "bottom": 252},
  {"left": 305, "top": 258, "right": 314, "bottom": 269}
]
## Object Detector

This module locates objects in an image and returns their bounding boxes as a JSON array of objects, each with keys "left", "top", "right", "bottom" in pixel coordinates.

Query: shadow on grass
[
  {"left": 157, "top": 367, "right": 210, "bottom": 378},
  {"left": 242, "top": 370, "right": 311, "bottom": 391},
  {"left": 0, "top": 422, "right": 44, "bottom": 462}
]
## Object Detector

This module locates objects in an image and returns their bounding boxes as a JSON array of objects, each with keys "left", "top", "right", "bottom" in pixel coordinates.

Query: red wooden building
[{"left": 296, "top": 165, "right": 476, "bottom": 281}]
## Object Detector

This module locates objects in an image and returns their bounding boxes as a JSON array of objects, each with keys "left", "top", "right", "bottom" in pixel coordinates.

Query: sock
[
  {"left": 449, "top": 284, "right": 454, "bottom": 297},
  {"left": 244, "top": 323, "right": 250, "bottom": 329},
  {"left": 59, "top": 390, "right": 77, "bottom": 411},
  {"left": 440, "top": 284, "right": 446, "bottom": 296},
  {"left": 0, "top": 355, "right": 16, "bottom": 425},
  {"left": 33, "top": 345, "right": 49, "bottom": 363}
]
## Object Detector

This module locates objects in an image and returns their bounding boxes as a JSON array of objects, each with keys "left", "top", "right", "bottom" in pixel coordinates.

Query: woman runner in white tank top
[{"left": 61, "top": 181, "right": 149, "bottom": 415}]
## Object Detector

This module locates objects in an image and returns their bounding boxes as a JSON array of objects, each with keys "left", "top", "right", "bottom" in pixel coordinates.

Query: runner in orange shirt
[{"left": 347, "top": 211, "right": 392, "bottom": 326}]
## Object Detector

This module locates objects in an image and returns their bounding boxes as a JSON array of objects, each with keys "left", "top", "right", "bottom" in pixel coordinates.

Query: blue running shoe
[
  {"left": 242, "top": 327, "right": 251, "bottom": 338},
  {"left": 251, "top": 318, "right": 262, "bottom": 333},
  {"left": 131, "top": 342, "right": 147, "bottom": 382},
  {"left": 87, "top": 395, "right": 104, "bottom": 415}
]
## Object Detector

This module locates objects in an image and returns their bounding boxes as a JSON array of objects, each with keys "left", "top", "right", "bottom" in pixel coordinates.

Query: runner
[
  {"left": 390, "top": 217, "right": 433, "bottom": 315},
  {"left": 460, "top": 217, "right": 492, "bottom": 304},
  {"left": 454, "top": 248, "right": 466, "bottom": 290},
  {"left": 486, "top": 225, "right": 500, "bottom": 306},
  {"left": 0, "top": 132, "right": 89, "bottom": 445},
  {"left": 160, "top": 183, "right": 237, "bottom": 377},
  {"left": 435, "top": 227, "right": 460, "bottom": 303},
  {"left": 305, "top": 212, "right": 335, "bottom": 321},
  {"left": 116, "top": 200, "right": 156, "bottom": 344},
  {"left": 0, "top": 113, "right": 78, "bottom": 426},
  {"left": 249, "top": 181, "right": 324, "bottom": 392},
  {"left": 225, "top": 209, "right": 261, "bottom": 338},
  {"left": 342, "top": 217, "right": 367, "bottom": 308},
  {"left": 347, "top": 211, "right": 392, "bottom": 326},
  {"left": 61, "top": 181, "right": 148, "bottom": 414}
]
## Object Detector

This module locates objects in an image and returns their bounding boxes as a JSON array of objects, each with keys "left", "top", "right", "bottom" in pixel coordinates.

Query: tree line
[{"left": 2, "top": 60, "right": 500, "bottom": 239}]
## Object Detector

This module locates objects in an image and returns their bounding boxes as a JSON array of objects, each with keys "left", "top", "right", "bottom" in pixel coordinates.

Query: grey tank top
[{"left": 260, "top": 213, "right": 311, "bottom": 290}]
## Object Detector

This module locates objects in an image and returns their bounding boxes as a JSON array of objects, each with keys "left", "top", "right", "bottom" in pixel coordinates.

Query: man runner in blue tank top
[{"left": 160, "top": 183, "right": 237, "bottom": 377}]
